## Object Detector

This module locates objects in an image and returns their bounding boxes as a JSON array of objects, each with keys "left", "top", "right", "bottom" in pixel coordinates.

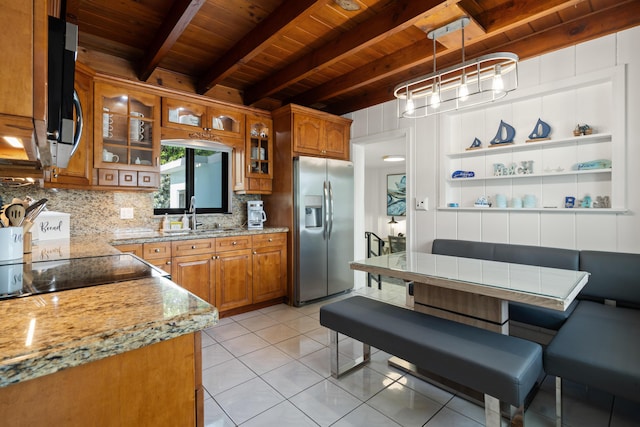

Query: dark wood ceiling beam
[
  {"left": 242, "top": 0, "right": 458, "bottom": 106},
  {"left": 290, "top": 37, "right": 436, "bottom": 106},
  {"left": 197, "top": 0, "right": 322, "bottom": 95},
  {"left": 137, "top": 0, "right": 206, "bottom": 82},
  {"left": 291, "top": 0, "right": 567, "bottom": 106},
  {"left": 328, "top": 0, "right": 640, "bottom": 115},
  {"left": 463, "top": 0, "right": 583, "bottom": 33}
]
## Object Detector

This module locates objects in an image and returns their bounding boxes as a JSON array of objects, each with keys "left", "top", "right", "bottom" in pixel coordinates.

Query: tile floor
[{"left": 201, "top": 283, "right": 640, "bottom": 426}]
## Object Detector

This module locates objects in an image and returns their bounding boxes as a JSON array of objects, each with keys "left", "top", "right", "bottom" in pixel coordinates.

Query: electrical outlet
[
  {"left": 120, "top": 207, "right": 134, "bottom": 219},
  {"left": 416, "top": 197, "right": 429, "bottom": 211}
]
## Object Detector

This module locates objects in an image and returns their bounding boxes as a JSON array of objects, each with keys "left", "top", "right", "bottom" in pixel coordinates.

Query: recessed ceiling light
[
  {"left": 383, "top": 155, "right": 405, "bottom": 162},
  {"left": 3, "top": 136, "right": 23, "bottom": 148},
  {"left": 334, "top": 0, "right": 361, "bottom": 11}
]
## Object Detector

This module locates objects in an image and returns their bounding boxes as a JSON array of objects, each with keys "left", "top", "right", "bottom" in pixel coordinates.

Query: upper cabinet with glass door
[
  {"left": 94, "top": 82, "right": 160, "bottom": 169},
  {"left": 161, "top": 97, "right": 245, "bottom": 147}
]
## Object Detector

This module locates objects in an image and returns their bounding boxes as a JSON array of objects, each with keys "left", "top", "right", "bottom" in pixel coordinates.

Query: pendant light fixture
[{"left": 394, "top": 17, "right": 518, "bottom": 118}]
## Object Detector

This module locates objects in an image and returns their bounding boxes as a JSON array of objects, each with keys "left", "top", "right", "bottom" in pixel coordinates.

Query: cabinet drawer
[
  {"left": 252, "top": 232, "right": 286, "bottom": 248},
  {"left": 97, "top": 168, "right": 119, "bottom": 186},
  {"left": 216, "top": 235, "right": 252, "bottom": 252},
  {"left": 172, "top": 238, "right": 216, "bottom": 256},
  {"left": 113, "top": 243, "right": 143, "bottom": 257},
  {"left": 119, "top": 170, "right": 138, "bottom": 187},
  {"left": 143, "top": 241, "right": 172, "bottom": 259},
  {"left": 138, "top": 171, "right": 159, "bottom": 187}
]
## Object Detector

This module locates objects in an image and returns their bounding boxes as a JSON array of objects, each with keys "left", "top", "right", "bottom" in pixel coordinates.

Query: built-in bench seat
[
  {"left": 430, "top": 240, "right": 640, "bottom": 422},
  {"left": 319, "top": 296, "right": 544, "bottom": 427},
  {"left": 544, "top": 250, "right": 640, "bottom": 423}
]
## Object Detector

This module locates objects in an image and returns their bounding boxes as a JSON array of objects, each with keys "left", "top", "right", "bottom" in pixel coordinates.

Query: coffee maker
[{"left": 247, "top": 200, "right": 266, "bottom": 229}]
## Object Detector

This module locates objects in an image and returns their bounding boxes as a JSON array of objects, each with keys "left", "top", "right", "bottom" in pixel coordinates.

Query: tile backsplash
[{"left": 1, "top": 187, "right": 259, "bottom": 236}]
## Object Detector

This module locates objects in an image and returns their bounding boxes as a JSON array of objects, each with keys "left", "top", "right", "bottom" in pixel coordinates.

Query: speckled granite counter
[
  {"left": 0, "top": 237, "right": 218, "bottom": 388},
  {"left": 108, "top": 226, "right": 289, "bottom": 245}
]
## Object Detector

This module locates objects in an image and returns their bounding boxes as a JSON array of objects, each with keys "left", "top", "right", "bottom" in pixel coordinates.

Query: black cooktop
[{"left": 0, "top": 254, "right": 169, "bottom": 300}]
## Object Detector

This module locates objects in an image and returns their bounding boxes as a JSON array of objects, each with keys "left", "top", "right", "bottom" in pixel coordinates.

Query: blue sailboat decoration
[
  {"left": 489, "top": 120, "right": 516, "bottom": 146},
  {"left": 526, "top": 118, "right": 551, "bottom": 142},
  {"left": 466, "top": 137, "right": 482, "bottom": 151}
]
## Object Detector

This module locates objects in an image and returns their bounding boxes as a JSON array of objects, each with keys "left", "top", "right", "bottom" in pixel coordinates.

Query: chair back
[{"left": 388, "top": 236, "right": 406, "bottom": 253}]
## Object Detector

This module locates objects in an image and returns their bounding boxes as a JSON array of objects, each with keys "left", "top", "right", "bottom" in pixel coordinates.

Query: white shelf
[
  {"left": 447, "top": 168, "right": 612, "bottom": 182},
  {"left": 446, "top": 133, "right": 612, "bottom": 158},
  {"left": 437, "top": 207, "right": 628, "bottom": 213}
]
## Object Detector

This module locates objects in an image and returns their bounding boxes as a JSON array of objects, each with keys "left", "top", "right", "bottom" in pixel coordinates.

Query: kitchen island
[{"left": 0, "top": 238, "right": 217, "bottom": 426}]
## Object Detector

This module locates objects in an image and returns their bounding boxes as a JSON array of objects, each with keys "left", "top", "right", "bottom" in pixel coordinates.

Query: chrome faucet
[{"left": 189, "top": 196, "right": 202, "bottom": 230}]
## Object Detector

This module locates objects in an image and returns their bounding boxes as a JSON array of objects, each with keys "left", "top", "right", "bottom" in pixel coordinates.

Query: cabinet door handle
[
  {"left": 166, "top": 261, "right": 172, "bottom": 265},
  {"left": 192, "top": 245, "right": 197, "bottom": 249},
  {"left": 211, "top": 255, "right": 219, "bottom": 260},
  {"left": 154, "top": 248, "right": 160, "bottom": 252},
  {"left": 253, "top": 251, "right": 257, "bottom": 255},
  {"left": 232, "top": 241, "right": 237, "bottom": 245},
  {"left": 268, "top": 238, "right": 273, "bottom": 242}
]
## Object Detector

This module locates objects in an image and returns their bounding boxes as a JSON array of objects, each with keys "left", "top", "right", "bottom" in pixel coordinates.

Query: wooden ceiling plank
[
  {"left": 475, "top": 0, "right": 584, "bottom": 33},
  {"left": 290, "top": 0, "right": 597, "bottom": 107},
  {"left": 290, "top": 37, "right": 436, "bottom": 106},
  {"left": 242, "top": 0, "right": 459, "bottom": 106},
  {"left": 138, "top": 0, "right": 206, "bottom": 81},
  {"left": 197, "top": 0, "right": 322, "bottom": 95},
  {"left": 329, "top": 0, "right": 640, "bottom": 115}
]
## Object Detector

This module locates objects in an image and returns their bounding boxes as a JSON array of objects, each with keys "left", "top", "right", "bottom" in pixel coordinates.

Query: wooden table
[{"left": 350, "top": 251, "right": 589, "bottom": 334}]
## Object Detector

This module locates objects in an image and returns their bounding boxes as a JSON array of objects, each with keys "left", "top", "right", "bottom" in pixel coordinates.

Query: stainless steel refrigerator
[{"left": 294, "top": 156, "right": 354, "bottom": 305}]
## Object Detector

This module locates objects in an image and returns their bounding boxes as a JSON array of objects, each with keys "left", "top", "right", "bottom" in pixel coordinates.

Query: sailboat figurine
[
  {"left": 526, "top": 118, "right": 551, "bottom": 142},
  {"left": 465, "top": 137, "right": 482, "bottom": 151},
  {"left": 489, "top": 120, "right": 516, "bottom": 146}
]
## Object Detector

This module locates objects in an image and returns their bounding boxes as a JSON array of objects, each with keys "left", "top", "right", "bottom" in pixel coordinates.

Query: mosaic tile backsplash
[{"left": 0, "top": 187, "right": 259, "bottom": 236}]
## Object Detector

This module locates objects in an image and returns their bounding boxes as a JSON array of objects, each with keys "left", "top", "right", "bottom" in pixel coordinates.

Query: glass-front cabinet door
[
  {"left": 161, "top": 97, "right": 245, "bottom": 144},
  {"left": 95, "top": 82, "right": 160, "bottom": 169},
  {"left": 246, "top": 116, "right": 272, "bottom": 180},
  {"left": 161, "top": 98, "right": 206, "bottom": 131}
]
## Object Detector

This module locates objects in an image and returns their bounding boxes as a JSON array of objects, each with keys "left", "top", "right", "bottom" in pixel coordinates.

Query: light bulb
[
  {"left": 405, "top": 95, "right": 415, "bottom": 115},
  {"left": 459, "top": 74, "right": 469, "bottom": 101},
  {"left": 493, "top": 65, "right": 504, "bottom": 93},
  {"left": 431, "top": 83, "right": 441, "bottom": 109}
]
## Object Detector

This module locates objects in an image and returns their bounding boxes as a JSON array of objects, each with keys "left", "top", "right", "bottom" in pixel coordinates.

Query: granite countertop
[
  {"left": 108, "top": 226, "right": 289, "bottom": 245},
  {"left": 0, "top": 237, "right": 218, "bottom": 388}
]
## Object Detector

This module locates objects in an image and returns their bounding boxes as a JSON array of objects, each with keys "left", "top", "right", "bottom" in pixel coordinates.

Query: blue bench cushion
[
  {"left": 544, "top": 301, "right": 640, "bottom": 402},
  {"left": 431, "top": 239, "right": 495, "bottom": 260},
  {"left": 320, "top": 296, "right": 543, "bottom": 407},
  {"left": 579, "top": 250, "right": 640, "bottom": 308},
  {"left": 509, "top": 300, "right": 578, "bottom": 330}
]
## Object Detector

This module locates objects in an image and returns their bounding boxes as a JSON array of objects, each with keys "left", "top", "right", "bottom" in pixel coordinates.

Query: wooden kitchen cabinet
[
  {"left": 273, "top": 104, "right": 352, "bottom": 160},
  {"left": 45, "top": 62, "right": 94, "bottom": 188},
  {"left": 215, "top": 248, "right": 253, "bottom": 312},
  {"left": 0, "top": 333, "right": 201, "bottom": 426},
  {"left": 93, "top": 81, "right": 161, "bottom": 189},
  {"left": 252, "top": 233, "right": 287, "bottom": 303},
  {"left": 112, "top": 243, "right": 143, "bottom": 257},
  {"left": 171, "top": 238, "right": 217, "bottom": 304},
  {"left": 161, "top": 97, "right": 245, "bottom": 147},
  {"left": 115, "top": 232, "right": 287, "bottom": 315},
  {"left": 234, "top": 115, "right": 273, "bottom": 194},
  {"left": 143, "top": 241, "right": 173, "bottom": 277},
  {"left": 0, "top": 0, "right": 47, "bottom": 166},
  {"left": 172, "top": 253, "right": 215, "bottom": 304},
  {"left": 214, "top": 235, "right": 253, "bottom": 311}
]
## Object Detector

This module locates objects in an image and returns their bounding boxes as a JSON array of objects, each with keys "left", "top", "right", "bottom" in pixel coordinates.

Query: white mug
[
  {"left": 103, "top": 149, "right": 119, "bottom": 163},
  {"left": 0, "top": 227, "right": 23, "bottom": 261}
]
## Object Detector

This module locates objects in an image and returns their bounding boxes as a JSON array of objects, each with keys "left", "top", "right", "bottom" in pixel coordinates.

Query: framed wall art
[{"left": 387, "top": 173, "right": 406, "bottom": 216}]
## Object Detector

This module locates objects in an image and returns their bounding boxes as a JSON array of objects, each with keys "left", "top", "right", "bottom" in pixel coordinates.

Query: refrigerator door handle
[
  {"left": 323, "top": 180, "right": 329, "bottom": 240},
  {"left": 327, "top": 180, "right": 334, "bottom": 239}
]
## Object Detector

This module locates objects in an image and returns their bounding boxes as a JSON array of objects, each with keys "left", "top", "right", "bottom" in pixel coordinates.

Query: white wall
[{"left": 348, "top": 26, "right": 640, "bottom": 254}]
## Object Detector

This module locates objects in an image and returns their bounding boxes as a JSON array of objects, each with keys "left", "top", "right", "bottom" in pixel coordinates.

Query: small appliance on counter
[{"left": 247, "top": 201, "right": 266, "bottom": 230}]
